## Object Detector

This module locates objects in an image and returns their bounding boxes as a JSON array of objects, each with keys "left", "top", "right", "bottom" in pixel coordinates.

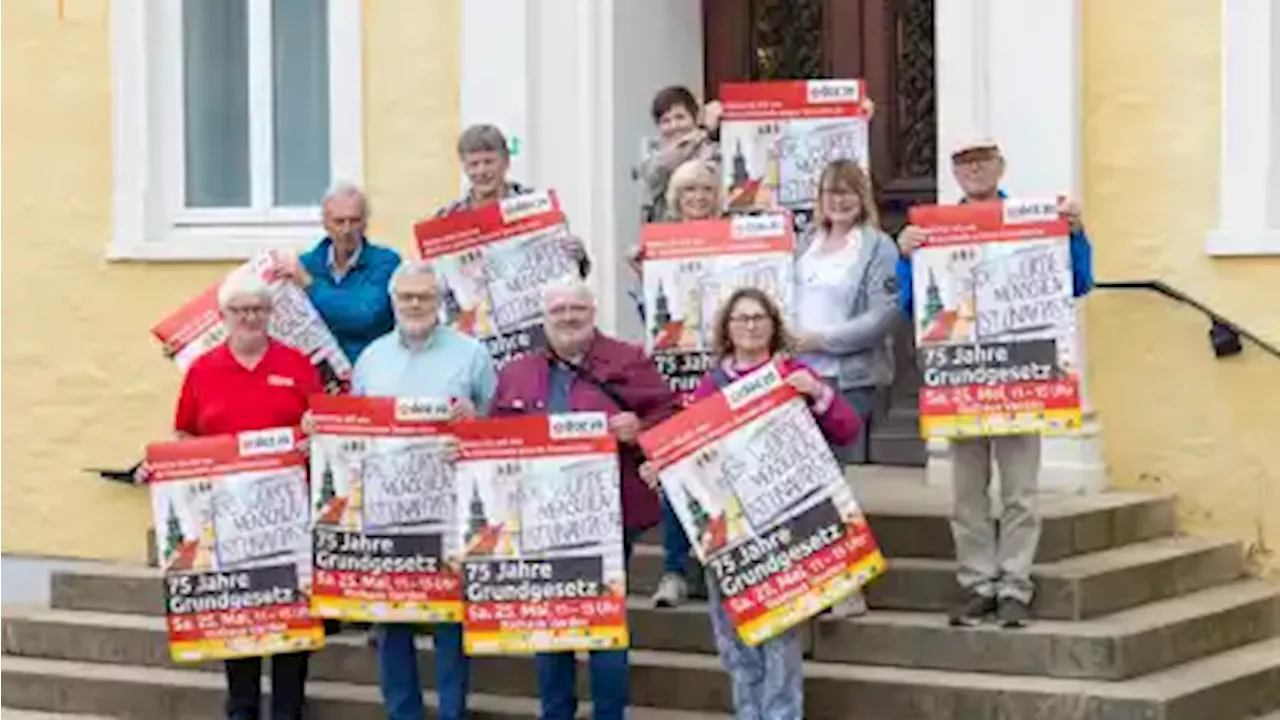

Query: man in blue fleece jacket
[
  {"left": 279, "top": 182, "right": 401, "bottom": 366},
  {"left": 894, "top": 138, "right": 1094, "bottom": 630}
]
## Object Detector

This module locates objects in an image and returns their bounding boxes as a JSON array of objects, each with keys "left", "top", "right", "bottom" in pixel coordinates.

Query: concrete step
[
  {"left": 55, "top": 533, "right": 1246, "bottom": 625},
  {"left": 5, "top": 634, "right": 1278, "bottom": 720},
  {"left": 0, "top": 711, "right": 117, "bottom": 720},
  {"left": 811, "top": 578, "right": 1280, "bottom": 679},
  {"left": 0, "top": 657, "right": 730, "bottom": 720},
  {"left": 865, "top": 534, "right": 1245, "bottom": 620},
  {"left": 630, "top": 534, "right": 1246, "bottom": 620},
  {"left": 11, "top": 578, "right": 1280, "bottom": 681},
  {"left": 635, "top": 468, "right": 1177, "bottom": 562}
]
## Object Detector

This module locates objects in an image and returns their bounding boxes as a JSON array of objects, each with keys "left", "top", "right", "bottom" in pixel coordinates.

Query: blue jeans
[
  {"left": 707, "top": 572, "right": 804, "bottom": 720},
  {"left": 830, "top": 383, "right": 879, "bottom": 465},
  {"left": 376, "top": 622, "right": 467, "bottom": 720},
  {"left": 534, "top": 530, "right": 639, "bottom": 720},
  {"left": 659, "top": 490, "right": 691, "bottom": 575}
]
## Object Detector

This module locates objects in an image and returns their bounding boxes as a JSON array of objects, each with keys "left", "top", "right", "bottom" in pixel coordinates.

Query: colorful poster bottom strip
[
  {"left": 461, "top": 555, "right": 628, "bottom": 655},
  {"left": 712, "top": 497, "right": 884, "bottom": 646},
  {"left": 311, "top": 529, "right": 461, "bottom": 623}
]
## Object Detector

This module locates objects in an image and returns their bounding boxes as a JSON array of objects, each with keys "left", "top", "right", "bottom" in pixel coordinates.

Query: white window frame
[
  {"left": 1206, "top": 0, "right": 1280, "bottom": 257},
  {"left": 110, "top": 0, "right": 363, "bottom": 261}
]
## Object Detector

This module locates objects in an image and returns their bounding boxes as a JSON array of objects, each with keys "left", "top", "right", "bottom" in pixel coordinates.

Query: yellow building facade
[
  {"left": 2, "top": 0, "right": 1277, "bottom": 574},
  {"left": 1083, "top": 0, "right": 1280, "bottom": 573},
  {"left": 1, "top": 0, "right": 463, "bottom": 561}
]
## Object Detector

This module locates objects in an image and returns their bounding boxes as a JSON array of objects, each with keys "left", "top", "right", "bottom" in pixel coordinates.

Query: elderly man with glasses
[
  {"left": 488, "top": 276, "right": 680, "bottom": 720},
  {"left": 895, "top": 138, "right": 1094, "bottom": 630},
  {"left": 350, "top": 260, "right": 498, "bottom": 720}
]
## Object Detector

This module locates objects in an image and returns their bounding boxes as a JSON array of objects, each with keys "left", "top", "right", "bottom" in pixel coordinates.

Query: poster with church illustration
[
  {"left": 414, "top": 190, "right": 577, "bottom": 369},
  {"left": 307, "top": 395, "right": 462, "bottom": 623},
  {"left": 151, "top": 250, "right": 352, "bottom": 393},
  {"left": 908, "top": 200, "right": 1083, "bottom": 439},
  {"left": 719, "top": 79, "right": 869, "bottom": 234},
  {"left": 641, "top": 213, "right": 795, "bottom": 397},
  {"left": 638, "top": 362, "right": 884, "bottom": 647},
  {"left": 146, "top": 428, "right": 324, "bottom": 663},
  {"left": 452, "top": 413, "right": 628, "bottom": 655}
]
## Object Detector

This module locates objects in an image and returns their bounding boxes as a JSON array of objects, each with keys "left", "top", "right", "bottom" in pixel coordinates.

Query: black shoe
[
  {"left": 948, "top": 593, "right": 997, "bottom": 626},
  {"left": 997, "top": 597, "right": 1031, "bottom": 628}
]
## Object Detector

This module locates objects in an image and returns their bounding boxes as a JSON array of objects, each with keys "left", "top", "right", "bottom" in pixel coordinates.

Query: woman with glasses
[
  {"left": 641, "top": 287, "right": 860, "bottom": 720},
  {"left": 164, "top": 268, "right": 324, "bottom": 720}
]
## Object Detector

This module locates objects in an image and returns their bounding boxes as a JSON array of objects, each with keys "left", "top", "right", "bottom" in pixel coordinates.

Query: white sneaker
[
  {"left": 651, "top": 573, "right": 689, "bottom": 608},
  {"left": 829, "top": 590, "right": 869, "bottom": 619}
]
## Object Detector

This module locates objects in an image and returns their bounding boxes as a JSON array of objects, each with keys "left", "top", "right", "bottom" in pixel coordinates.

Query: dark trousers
[
  {"left": 224, "top": 651, "right": 310, "bottom": 720},
  {"left": 533, "top": 530, "right": 640, "bottom": 720}
]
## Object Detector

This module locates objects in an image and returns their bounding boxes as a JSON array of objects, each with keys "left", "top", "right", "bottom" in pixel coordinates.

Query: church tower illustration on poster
[
  {"left": 441, "top": 278, "right": 463, "bottom": 325},
  {"left": 922, "top": 268, "right": 945, "bottom": 327},
  {"left": 466, "top": 482, "right": 488, "bottom": 544},
  {"left": 731, "top": 140, "right": 749, "bottom": 190},
  {"left": 651, "top": 280, "right": 671, "bottom": 338}
]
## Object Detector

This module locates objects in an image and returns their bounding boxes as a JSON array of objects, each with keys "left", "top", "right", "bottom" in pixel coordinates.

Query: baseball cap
[{"left": 950, "top": 137, "right": 1000, "bottom": 159}]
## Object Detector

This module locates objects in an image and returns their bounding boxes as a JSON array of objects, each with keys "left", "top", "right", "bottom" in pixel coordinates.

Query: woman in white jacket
[{"left": 791, "top": 159, "right": 900, "bottom": 615}]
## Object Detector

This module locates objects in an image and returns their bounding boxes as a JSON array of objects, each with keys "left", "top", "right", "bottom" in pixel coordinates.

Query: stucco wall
[
  {"left": 0, "top": 0, "right": 461, "bottom": 562},
  {"left": 1083, "top": 0, "right": 1280, "bottom": 573}
]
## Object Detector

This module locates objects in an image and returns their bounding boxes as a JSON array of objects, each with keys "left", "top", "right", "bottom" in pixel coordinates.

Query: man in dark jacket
[{"left": 490, "top": 276, "right": 679, "bottom": 720}]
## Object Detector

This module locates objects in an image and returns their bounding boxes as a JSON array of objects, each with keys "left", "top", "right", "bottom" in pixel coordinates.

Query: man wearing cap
[{"left": 895, "top": 138, "right": 1094, "bottom": 629}]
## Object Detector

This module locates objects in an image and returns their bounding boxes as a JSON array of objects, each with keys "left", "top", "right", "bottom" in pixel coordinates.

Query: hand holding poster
[
  {"left": 146, "top": 428, "right": 323, "bottom": 663},
  {"left": 452, "top": 413, "right": 627, "bottom": 655},
  {"left": 308, "top": 395, "right": 461, "bottom": 623},
  {"left": 151, "top": 251, "right": 352, "bottom": 392},
  {"left": 907, "top": 199, "right": 1082, "bottom": 438},
  {"left": 719, "top": 79, "right": 869, "bottom": 231},
  {"left": 642, "top": 213, "right": 795, "bottom": 397},
  {"left": 414, "top": 191, "right": 577, "bottom": 368},
  {"left": 638, "top": 363, "right": 885, "bottom": 646}
]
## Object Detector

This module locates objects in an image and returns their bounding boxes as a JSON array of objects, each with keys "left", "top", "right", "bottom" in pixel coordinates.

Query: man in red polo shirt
[{"left": 168, "top": 267, "right": 322, "bottom": 720}]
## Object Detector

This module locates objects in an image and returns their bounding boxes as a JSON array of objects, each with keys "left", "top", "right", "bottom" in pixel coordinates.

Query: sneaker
[
  {"left": 828, "top": 590, "right": 869, "bottom": 619},
  {"left": 652, "top": 572, "right": 689, "bottom": 608},
  {"left": 997, "top": 597, "right": 1031, "bottom": 628},
  {"left": 948, "top": 592, "right": 997, "bottom": 627}
]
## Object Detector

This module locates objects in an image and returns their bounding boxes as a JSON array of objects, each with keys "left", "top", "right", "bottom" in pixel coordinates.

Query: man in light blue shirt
[{"left": 351, "top": 259, "right": 496, "bottom": 720}]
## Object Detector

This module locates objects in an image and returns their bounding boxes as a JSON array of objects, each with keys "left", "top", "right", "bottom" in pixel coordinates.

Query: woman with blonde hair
[
  {"left": 791, "top": 158, "right": 899, "bottom": 616},
  {"left": 628, "top": 156, "right": 725, "bottom": 609},
  {"left": 641, "top": 286, "right": 860, "bottom": 720}
]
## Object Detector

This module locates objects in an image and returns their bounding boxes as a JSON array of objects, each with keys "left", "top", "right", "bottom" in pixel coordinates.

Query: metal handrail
[{"left": 1094, "top": 280, "right": 1280, "bottom": 360}]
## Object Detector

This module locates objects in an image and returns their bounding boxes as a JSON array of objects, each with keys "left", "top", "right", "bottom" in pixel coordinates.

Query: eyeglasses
[
  {"left": 225, "top": 305, "right": 270, "bottom": 317},
  {"left": 728, "top": 313, "right": 771, "bottom": 327},
  {"left": 394, "top": 292, "right": 439, "bottom": 305},
  {"left": 547, "top": 303, "right": 593, "bottom": 318},
  {"left": 820, "top": 186, "right": 857, "bottom": 198}
]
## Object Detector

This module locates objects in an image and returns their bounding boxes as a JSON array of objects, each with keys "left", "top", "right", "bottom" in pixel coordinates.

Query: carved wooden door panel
[{"left": 704, "top": 0, "right": 936, "bottom": 465}]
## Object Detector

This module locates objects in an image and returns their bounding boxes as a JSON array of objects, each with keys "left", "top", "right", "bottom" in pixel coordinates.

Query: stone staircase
[{"left": 4, "top": 469, "right": 1279, "bottom": 719}]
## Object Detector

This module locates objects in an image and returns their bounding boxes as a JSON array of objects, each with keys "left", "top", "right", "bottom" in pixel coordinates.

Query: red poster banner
[
  {"left": 413, "top": 190, "right": 574, "bottom": 368},
  {"left": 639, "top": 363, "right": 885, "bottom": 646},
  {"left": 308, "top": 395, "right": 462, "bottom": 623},
  {"left": 451, "top": 414, "right": 628, "bottom": 655},
  {"left": 906, "top": 200, "right": 1083, "bottom": 438},
  {"left": 719, "top": 79, "right": 870, "bottom": 216},
  {"left": 147, "top": 428, "right": 324, "bottom": 663},
  {"left": 640, "top": 214, "right": 795, "bottom": 399}
]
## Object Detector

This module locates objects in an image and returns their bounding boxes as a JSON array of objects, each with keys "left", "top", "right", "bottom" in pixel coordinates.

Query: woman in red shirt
[{"left": 173, "top": 268, "right": 322, "bottom": 720}]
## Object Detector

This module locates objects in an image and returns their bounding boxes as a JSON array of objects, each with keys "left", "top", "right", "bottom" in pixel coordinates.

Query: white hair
[
  {"left": 322, "top": 180, "right": 369, "bottom": 215},
  {"left": 388, "top": 260, "right": 441, "bottom": 296},
  {"left": 541, "top": 275, "right": 595, "bottom": 308},
  {"left": 217, "top": 266, "right": 273, "bottom": 310}
]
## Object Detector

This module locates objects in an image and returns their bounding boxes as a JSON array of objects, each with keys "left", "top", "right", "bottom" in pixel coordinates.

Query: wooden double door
[{"left": 704, "top": 0, "right": 937, "bottom": 465}]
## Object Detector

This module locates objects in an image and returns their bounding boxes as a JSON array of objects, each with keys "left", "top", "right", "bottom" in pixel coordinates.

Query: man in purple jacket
[{"left": 490, "top": 276, "right": 680, "bottom": 720}]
